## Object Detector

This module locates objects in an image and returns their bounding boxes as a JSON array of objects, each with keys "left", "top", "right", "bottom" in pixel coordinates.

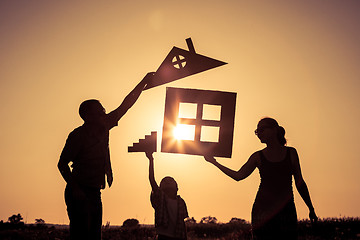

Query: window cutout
[
  {"left": 178, "top": 102, "right": 197, "bottom": 119},
  {"left": 200, "top": 126, "right": 220, "bottom": 142},
  {"left": 172, "top": 55, "right": 187, "bottom": 69},
  {"left": 162, "top": 87, "right": 237, "bottom": 158},
  {"left": 173, "top": 124, "right": 195, "bottom": 141},
  {"left": 202, "top": 104, "right": 221, "bottom": 121}
]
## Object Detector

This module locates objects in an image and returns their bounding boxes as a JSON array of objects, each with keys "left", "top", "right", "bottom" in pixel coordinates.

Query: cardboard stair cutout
[{"left": 128, "top": 131, "right": 157, "bottom": 153}]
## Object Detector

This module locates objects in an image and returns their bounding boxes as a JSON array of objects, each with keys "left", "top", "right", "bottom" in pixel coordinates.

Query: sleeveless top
[{"left": 252, "top": 147, "right": 297, "bottom": 229}]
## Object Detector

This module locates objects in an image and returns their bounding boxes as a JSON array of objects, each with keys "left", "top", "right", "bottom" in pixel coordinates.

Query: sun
[{"left": 173, "top": 124, "right": 195, "bottom": 141}]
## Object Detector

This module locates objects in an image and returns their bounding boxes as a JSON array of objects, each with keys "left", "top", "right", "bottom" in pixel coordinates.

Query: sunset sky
[{"left": 1, "top": 1, "right": 359, "bottom": 225}]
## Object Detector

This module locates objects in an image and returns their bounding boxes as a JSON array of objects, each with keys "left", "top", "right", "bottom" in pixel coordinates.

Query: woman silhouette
[{"left": 205, "top": 117, "right": 317, "bottom": 240}]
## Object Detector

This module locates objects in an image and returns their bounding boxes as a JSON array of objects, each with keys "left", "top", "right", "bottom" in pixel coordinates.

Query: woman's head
[{"left": 255, "top": 117, "right": 287, "bottom": 145}]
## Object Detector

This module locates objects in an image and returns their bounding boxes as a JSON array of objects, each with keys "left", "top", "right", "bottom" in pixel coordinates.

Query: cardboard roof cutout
[
  {"left": 161, "top": 87, "right": 236, "bottom": 158},
  {"left": 144, "top": 38, "right": 227, "bottom": 90}
]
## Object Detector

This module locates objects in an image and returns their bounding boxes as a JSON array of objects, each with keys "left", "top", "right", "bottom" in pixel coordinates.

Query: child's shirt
[{"left": 151, "top": 189, "right": 188, "bottom": 239}]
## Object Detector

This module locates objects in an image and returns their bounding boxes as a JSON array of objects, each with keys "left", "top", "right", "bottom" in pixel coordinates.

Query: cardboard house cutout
[
  {"left": 144, "top": 38, "right": 227, "bottom": 90},
  {"left": 128, "top": 39, "right": 236, "bottom": 157},
  {"left": 161, "top": 87, "right": 236, "bottom": 158}
]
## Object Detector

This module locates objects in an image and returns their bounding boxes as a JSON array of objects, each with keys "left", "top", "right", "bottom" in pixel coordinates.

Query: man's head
[{"left": 79, "top": 99, "right": 106, "bottom": 124}]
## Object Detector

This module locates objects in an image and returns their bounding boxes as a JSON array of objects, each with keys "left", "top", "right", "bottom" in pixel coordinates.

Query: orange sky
[{"left": 0, "top": 1, "right": 359, "bottom": 225}]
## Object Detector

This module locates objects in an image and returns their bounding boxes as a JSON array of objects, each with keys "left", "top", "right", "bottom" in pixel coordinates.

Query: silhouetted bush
[
  {"left": 187, "top": 217, "right": 252, "bottom": 239},
  {"left": 0, "top": 216, "right": 359, "bottom": 239},
  {"left": 0, "top": 214, "right": 25, "bottom": 230},
  {"left": 8, "top": 214, "right": 23, "bottom": 225},
  {"left": 185, "top": 217, "right": 197, "bottom": 224},
  {"left": 298, "top": 217, "right": 360, "bottom": 240},
  {"left": 102, "top": 225, "right": 156, "bottom": 240},
  {"left": 122, "top": 218, "right": 140, "bottom": 229},
  {"left": 200, "top": 216, "right": 218, "bottom": 224}
]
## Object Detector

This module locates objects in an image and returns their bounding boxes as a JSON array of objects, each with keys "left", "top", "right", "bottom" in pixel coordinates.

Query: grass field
[{"left": 1, "top": 217, "right": 359, "bottom": 239}]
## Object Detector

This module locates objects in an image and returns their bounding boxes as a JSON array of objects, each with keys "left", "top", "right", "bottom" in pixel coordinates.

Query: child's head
[{"left": 160, "top": 176, "right": 178, "bottom": 198}]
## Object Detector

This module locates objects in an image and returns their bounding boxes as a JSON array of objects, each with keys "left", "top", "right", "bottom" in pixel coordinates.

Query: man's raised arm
[{"left": 111, "top": 72, "right": 154, "bottom": 122}]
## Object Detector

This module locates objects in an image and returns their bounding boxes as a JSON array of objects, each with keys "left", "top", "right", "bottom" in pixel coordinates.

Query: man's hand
[
  {"left": 142, "top": 72, "right": 155, "bottom": 88},
  {"left": 107, "top": 172, "right": 113, "bottom": 188}
]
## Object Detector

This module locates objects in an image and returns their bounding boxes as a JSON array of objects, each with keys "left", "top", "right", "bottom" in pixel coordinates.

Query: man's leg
[
  {"left": 86, "top": 188, "right": 102, "bottom": 240},
  {"left": 65, "top": 184, "right": 88, "bottom": 240}
]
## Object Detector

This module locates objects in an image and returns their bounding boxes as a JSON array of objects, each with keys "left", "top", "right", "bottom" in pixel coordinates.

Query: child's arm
[{"left": 146, "top": 152, "right": 158, "bottom": 192}]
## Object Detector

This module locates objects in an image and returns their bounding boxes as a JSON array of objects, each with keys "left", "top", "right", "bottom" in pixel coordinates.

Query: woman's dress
[{"left": 251, "top": 147, "right": 298, "bottom": 239}]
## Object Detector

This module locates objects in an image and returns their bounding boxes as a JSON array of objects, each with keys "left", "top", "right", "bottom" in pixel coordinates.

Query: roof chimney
[{"left": 186, "top": 38, "right": 196, "bottom": 53}]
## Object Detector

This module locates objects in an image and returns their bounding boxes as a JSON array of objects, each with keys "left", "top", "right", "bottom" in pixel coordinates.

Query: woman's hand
[
  {"left": 309, "top": 208, "right": 318, "bottom": 223},
  {"left": 204, "top": 155, "right": 217, "bottom": 164}
]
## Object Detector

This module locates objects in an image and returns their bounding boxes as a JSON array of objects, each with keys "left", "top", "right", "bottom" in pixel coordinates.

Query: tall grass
[{"left": 0, "top": 217, "right": 359, "bottom": 239}]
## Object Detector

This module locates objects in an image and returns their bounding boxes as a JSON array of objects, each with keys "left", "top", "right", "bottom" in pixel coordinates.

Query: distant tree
[
  {"left": 8, "top": 214, "right": 23, "bottom": 224},
  {"left": 34, "top": 218, "right": 47, "bottom": 229},
  {"left": 200, "top": 216, "right": 218, "bottom": 224},
  {"left": 185, "top": 217, "right": 197, "bottom": 224},
  {"left": 229, "top": 217, "right": 246, "bottom": 224},
  {"left": 103, "top": 221, "right": 111, "bottom": 230},
  {"left": 35, "top": 218, "right": 45, "bottom": 225},
  {"left": 122, "top": 218, "right": 139, "bottom": 228}
]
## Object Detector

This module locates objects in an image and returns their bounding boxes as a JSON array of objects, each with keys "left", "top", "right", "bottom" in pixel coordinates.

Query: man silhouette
[{"left": 58, "top": 73, "right": 154, "bottom": 240}]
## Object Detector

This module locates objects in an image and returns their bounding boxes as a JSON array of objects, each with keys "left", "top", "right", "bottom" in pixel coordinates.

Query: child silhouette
[{"left": 146, "top": 152, "right": 189, "bottom": 240}]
